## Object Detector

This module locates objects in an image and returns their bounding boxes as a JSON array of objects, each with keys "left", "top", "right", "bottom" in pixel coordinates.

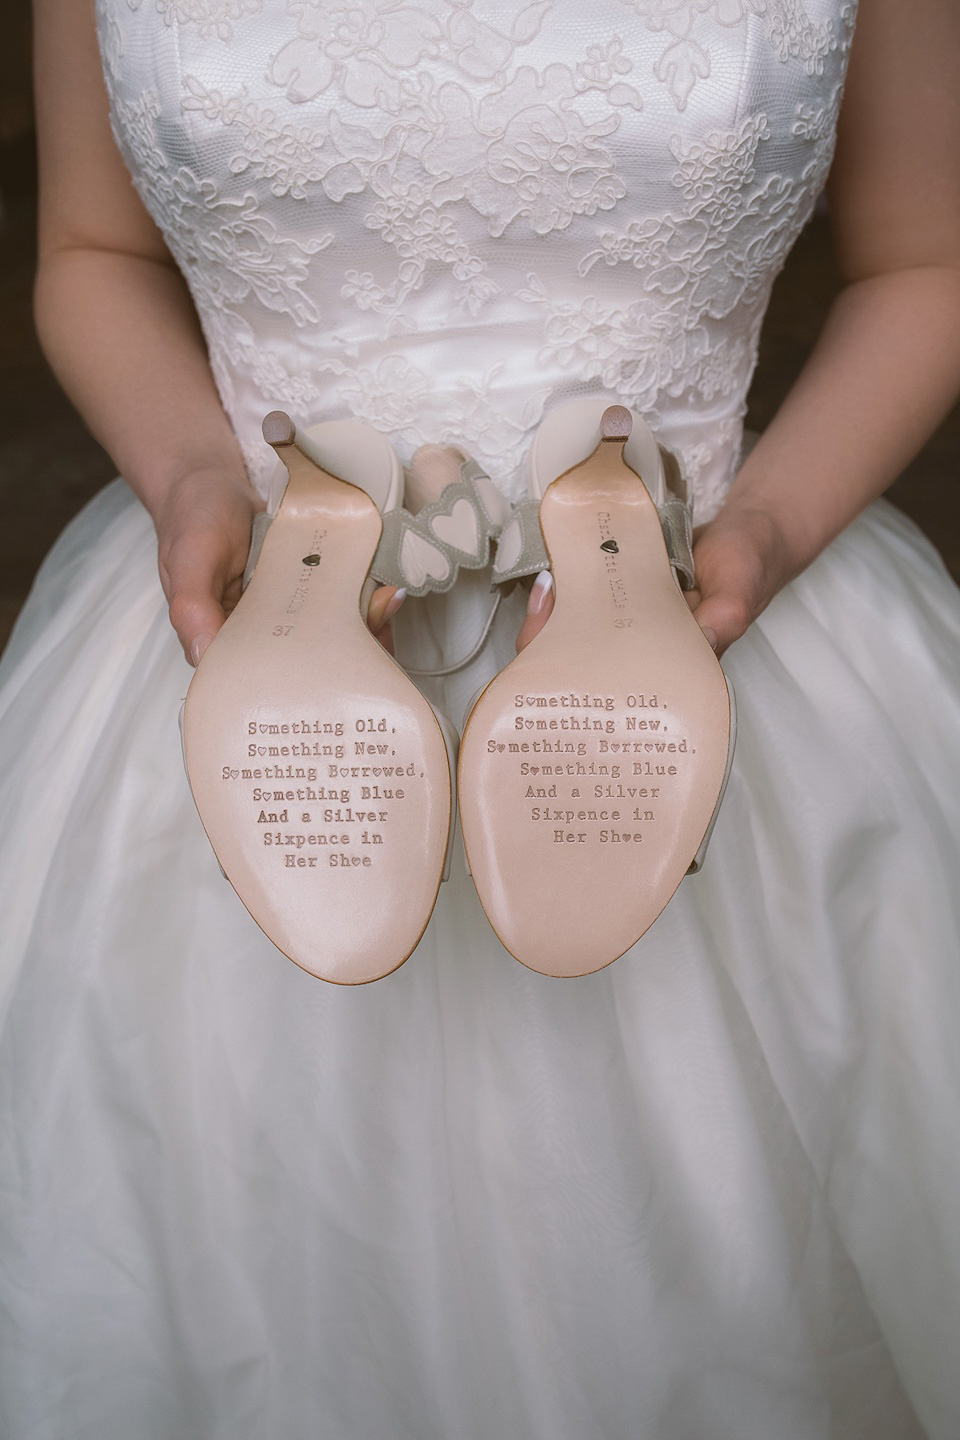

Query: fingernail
[
  {"left": 701, "top": 626, "right": 718, "bottom": 651},
  {"left": 528, "top": 571, "right": 553, "bottom": 614},
  {"left": 383, "top": 587, "right": 407, "bottom": 621},
  {"left": 191, "top": 633, "right": 214, "bottom": 666}
]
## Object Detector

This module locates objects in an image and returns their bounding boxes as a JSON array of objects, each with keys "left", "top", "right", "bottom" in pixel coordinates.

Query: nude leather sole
[
  {"left": 458, "top": 426, "right": 730, "bottom": 978},
  {"left": 182, "top": 424, "right": 451, "bottom": 985}
]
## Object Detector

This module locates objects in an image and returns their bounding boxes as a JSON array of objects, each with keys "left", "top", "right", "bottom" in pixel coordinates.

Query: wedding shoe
[
  {"left": 182, "top": 410, "right": 505, "bottom": 984},
  {"left": 458, "top": 395, "right": 736, "bottom": 978}
]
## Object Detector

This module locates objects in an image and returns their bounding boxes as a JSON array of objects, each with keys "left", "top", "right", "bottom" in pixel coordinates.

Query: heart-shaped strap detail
[
  {"left": 398, "top": 528, "right": 452, "bottom": 589},
  {"left": 369, "top": 458, "right": 510, "bottom": 597},
  {"left": 242, "top": 456, "right": 510, "bottom": 599},
  {"left": 430, "top": 497, "right": 480, "bottom": 556}
]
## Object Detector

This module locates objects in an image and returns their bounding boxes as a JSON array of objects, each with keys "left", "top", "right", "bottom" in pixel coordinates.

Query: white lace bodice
[{"left": 95, "top": 0, "right": 857, "bottom": 518}]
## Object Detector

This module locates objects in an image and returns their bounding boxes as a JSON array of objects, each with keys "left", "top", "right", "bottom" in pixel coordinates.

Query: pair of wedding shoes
[{"left": 181, "top": 396, "right": 736, "bottom": 984}]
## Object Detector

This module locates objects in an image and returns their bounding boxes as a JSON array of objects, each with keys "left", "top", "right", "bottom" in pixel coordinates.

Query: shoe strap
[
  {"left": 369, "top": 458, "right": 511, "bottom": 597},
  {"left": 490, "top": 447, "right": 696, "bottom": 592},
  {"left": 242, "top": 511, "right": 273, "bottom": 592},
  {"left": 242, "top": 457, "right": 511, "bottom": 597},
  {"left": 657, "top": 497, "right": 696, "bottom": 592}
]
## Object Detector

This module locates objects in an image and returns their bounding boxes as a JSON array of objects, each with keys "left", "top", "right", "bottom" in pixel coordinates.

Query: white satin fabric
[{"left": 3, "top": 1, "right": 960, "bottom": 1436}]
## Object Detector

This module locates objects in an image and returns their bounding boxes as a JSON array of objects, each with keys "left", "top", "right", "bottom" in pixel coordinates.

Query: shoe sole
[
  {"left": 458, "top": 433, "right": 730, "bottom": 977},
  {"left": 182, "top": 432, "right": 451, "bottom": 984}
]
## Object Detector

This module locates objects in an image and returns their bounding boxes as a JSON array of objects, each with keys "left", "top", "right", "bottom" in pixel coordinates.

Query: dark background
[{"left": 2, "top": 0, "right": 958, "bottom": 655}]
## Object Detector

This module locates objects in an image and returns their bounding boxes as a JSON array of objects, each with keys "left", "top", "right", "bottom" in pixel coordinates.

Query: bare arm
[
  {"left": 32, "top": 0, "right": 261, "bottom": 663},
  {"left": 32, "top": 0, "right": 400, "bottom": 662},
  {"left": 685, "top": 0, "right": 960, "bottom": 653}
]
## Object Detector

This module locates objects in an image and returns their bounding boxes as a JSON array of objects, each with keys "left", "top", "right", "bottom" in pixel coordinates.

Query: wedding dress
[{"left": 2, "top": 1, "right": 960, "bottom": 1435}]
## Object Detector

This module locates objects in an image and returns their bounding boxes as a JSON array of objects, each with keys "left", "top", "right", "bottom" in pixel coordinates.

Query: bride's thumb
[
  {"left": 689, "top": 591, "right": 753, "bottom": 657},
  {"left": 516, "top": 570, "right": 554, "bottom": 653},
  {"left": 168, "top": 588, "right": 226, "bottom": 667}
]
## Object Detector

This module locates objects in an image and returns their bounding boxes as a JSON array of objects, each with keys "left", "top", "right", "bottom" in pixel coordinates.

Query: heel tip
[
  {"left": 263, "top": 411, "right": 296, "bottom": 447},
  {"left": 601, "top": 405, "right": 632, "bottom": 442}
]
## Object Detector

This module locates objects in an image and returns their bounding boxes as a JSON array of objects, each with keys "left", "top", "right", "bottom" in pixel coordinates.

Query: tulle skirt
[{"left": 1, "top": 479, "right": 959, "bottom": 1439}]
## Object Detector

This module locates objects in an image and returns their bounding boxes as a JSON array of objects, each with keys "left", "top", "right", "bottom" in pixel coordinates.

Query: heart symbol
[
  {"left": 600, "top": 539, "right": 619, "bottom": 554},
  {"left": 229, "top": 769, "right": 239, "bottom": 779},
  {"left": 258, "top": 747, "right": 267, "bottom": 756},
  {"left": 400, "top": 528, "right": 451, "bottom": 588},
  {"left": 431, "top": 498, "right": 480, "bottom": 556},
  {"left": 496, "top": 744, "right": 505, "bottom": 752}
]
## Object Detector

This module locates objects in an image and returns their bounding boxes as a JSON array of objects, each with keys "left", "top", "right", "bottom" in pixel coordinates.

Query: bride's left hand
[{"left": 683, "top": 503, "right": 794, "bottom": 656}]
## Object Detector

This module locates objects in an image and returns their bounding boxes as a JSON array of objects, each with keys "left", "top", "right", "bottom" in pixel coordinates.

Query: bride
[{"left": 2, "top": 0, "right": 959, "bottom": 1434}]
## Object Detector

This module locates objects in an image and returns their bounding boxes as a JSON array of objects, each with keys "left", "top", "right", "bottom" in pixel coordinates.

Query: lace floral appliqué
[{"left": 100, "top": 0, "right": 859, "bottom": 508}]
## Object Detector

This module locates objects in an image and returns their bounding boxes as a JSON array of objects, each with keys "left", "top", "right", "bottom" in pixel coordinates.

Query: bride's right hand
[
  {"left": 153, "top": 471, "right": 405, "bottom": 667},
  {"left": 153, "top": 469, "right": 260, "bottom": 667}
]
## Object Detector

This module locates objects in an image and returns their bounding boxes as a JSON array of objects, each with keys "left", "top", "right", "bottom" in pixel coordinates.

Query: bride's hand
[
  {"left": 684, "top": 503, "right": 794, "bottom": 657},
  {"left": 153, "top": 470, "right": 404, "bottom": 666},
  {"left": 516, "top": 503, "right": 793, "bottom": 658}
]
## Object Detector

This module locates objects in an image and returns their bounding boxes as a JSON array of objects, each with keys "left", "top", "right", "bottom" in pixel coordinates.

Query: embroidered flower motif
[
  {"left": 362, "top": 196, "right": 499, "bottom": 316},
  {"left": 268, "top": 2, "right": 444, "bottom": 107},
  {"left": 110, "top": 92, "right": 330, "bottom": 334},
  {"left": 615, "top": 0, "right": 835, "bottom": 108},
  {"left": 576, "top": 37, "right": 644, "bottom": 108},
  {"left": 443, "top": 1, "right": 553, "bottom": 80},
  {"left": 148, "top": 0, "right": 264, "bottom": 41},
  {"left": 671, "top": 113, "right": 771, "bottom": 213},
  {"left": 417, "top": 66, "right": 627, "bottom": 237},
  {"left": 474, "top": 67, "right": 626, "bottom": 234},
  {"left": 181, "top": 78, "right": 364, "bottom": 200},
  {"left": 762, "top": 0, "right": 835, "bottom": 72},
  {"left": 577, "top": 112, "right": 784, "bottom": 319},
  {"left": 579, "top": 37, "right": 631, "bottom": 87},
  {"left": 528, "top": 91, "right": 845, "bottom": 505},
  {"left": 519, "top": 276, "right": 708, "bottom": 415}
]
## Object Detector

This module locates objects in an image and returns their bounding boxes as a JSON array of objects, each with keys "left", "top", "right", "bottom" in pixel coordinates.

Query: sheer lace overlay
[{"left": 95, "top": 0, "right": 856, "bottom": 511}]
